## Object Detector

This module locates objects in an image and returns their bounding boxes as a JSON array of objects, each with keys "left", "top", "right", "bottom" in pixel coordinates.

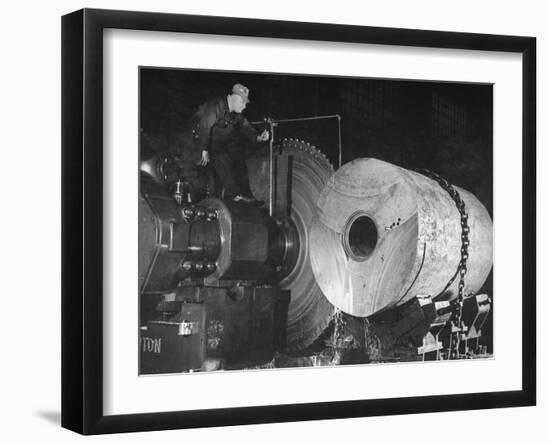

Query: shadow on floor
[{"left": 36, "top": 410, "right": 60, "bottom": 426}]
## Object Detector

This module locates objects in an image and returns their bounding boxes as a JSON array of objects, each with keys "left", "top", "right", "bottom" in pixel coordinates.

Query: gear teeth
[
  {"left": 253, "top": 136, "right": 335, "bottom": 351},
  {"left": 266, "top": 137, "right": 334, "bottom": 174}
]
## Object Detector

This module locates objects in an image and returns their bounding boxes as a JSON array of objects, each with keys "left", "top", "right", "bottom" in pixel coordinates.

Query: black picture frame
[{"left": 61, "top": 8, "right": 536, "bottom": 435}]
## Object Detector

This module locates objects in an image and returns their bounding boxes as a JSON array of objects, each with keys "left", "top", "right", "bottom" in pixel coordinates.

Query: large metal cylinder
[
  {"left": 309, "top": 158, "right": 493, "bottom": 317},
  {"left": 200, "top": 198, "right": 287, "bottom": 284}
]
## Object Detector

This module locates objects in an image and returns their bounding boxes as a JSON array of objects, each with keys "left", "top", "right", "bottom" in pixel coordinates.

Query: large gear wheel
[{"left": 247, "top": 138, "right": 336, "bottom": 351}]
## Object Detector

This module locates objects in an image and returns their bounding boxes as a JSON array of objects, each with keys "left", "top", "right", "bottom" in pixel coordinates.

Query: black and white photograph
[
  {"left": 138, "top": 68, "right": 494, "bottom": 374},
  {"left": 1, "top": 0, "right": 547, "bottom": 440}
]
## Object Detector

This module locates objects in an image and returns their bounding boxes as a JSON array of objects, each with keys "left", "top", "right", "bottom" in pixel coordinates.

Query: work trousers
[{"left": 213, "top": 152, "right": 253, "bottom": 198}]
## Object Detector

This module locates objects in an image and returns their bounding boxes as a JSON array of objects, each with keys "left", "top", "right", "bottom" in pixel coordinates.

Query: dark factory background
[
  {"left": 140, "top": 67, "right": 492, "bottom": 215},
  {"left": 139, "top": 67, "right": 493, "bottom": 350}
]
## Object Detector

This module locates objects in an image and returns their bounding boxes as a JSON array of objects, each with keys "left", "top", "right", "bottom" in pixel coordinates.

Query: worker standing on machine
[{"left": 179, "top": 83, "right": 270, "bottom": 204}]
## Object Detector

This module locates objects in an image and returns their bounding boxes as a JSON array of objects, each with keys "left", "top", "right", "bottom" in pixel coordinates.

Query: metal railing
[{"left": 251, "top": 115, "right": 342, "bottom": 215}]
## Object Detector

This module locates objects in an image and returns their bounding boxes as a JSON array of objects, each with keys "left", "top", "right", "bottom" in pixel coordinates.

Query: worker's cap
[{"left": 232, "top": 83, "right": 250, "bottom": 103}]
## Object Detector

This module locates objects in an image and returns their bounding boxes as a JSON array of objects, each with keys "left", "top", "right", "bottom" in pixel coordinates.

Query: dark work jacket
[{"left": 186, "top": 96, "right": 259, "bottom": 157}]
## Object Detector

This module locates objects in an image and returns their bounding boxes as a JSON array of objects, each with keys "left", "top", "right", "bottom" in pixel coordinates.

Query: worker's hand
[
  {"left": 257, "top": 130, "right": 270, "bottom": 142},
  {"left": 199, "top": 150, "right": 210, "bottom": 166}
]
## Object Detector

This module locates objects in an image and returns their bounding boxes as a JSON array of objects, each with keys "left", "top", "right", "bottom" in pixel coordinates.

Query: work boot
[{"left": 233, "top": 194, "right": 264, "bottom": 206}]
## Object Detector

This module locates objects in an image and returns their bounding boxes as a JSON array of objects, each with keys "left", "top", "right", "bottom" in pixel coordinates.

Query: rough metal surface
[
  {"left": 248, "top": 138, "right": 336, "bottom": 351},
  {"left": 310, "top": 158, "right": 493, "bottom": 318}
]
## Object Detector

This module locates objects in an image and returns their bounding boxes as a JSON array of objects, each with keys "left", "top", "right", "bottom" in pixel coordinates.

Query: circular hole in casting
[{"left": 345, "top": 215, "right": 378, "bottom": 261}]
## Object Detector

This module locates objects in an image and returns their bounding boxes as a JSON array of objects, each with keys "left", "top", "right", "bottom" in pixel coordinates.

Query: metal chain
[{"left": 415, "top": 168, "right": 470, "bottom": 358}]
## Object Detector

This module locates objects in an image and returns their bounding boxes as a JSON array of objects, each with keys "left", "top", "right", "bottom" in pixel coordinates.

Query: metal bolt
[
  {"left": 206, "top": 209, "right": 218, "bottom": 221},
  {"left": 183, "top": 207, "right": 195, "bottom": 219}
]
